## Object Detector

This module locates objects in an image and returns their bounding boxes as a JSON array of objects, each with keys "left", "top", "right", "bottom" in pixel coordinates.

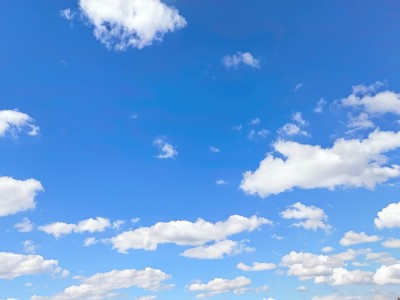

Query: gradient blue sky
[{"left": 1, "top": 1, "right": 400, "bottom": 300}]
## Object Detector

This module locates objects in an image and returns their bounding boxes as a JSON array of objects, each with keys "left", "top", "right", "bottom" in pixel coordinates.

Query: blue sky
[{"left": 1, "top": 1, "right": 400, "bottom": 299}]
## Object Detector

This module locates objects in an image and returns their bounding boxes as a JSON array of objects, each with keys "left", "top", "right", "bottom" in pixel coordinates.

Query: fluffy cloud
[
  {"left": 237, "top": 262, "right": 277, "bottom": 271},
  {"left": 111, "top": 215, "right": 272, "bottom": 253},
  {"left": 241, "top": 130, "right": 400, "bottom": 197},
  {"left": 342, "top": 82, "right": 400, "bottom": 115},
  {"left": 187, "top": 276, "right": 251, "bottom": 298},
  {"left": 154, "top": 137, "right": 178, "bottom": 159},
  {"left": 340, "top": 231, "right": 381, "bottom": 246},
  {"left": 0, "top": 109, "right": 39, "bottom": 137},
  {"left": 31, "top": 267, "right": 172, "bottom": 300},
  {"left": 0, "top": 252, "right": 65, "bottom": 279},
  {"left": 374, "top": 202, "right": 400, "bottom": 229},
  {"left": 14, "top": 217, "right": 34, "bottom": 232},
  {"left": 373, "top": 264, "right": 400, "bottom": 285},
  {"left": 222, "top": 52, "right": 260, "bottom": 69},
  {"left": 78, "top": 0, "right": 186, "bottom": 50},
  {"left": 346, "top": 113, "right": 375, "bottom": 132},
  {"left": 39, "top": 217, "right": 121, "bottom": 238},
  {"left": 278, "top": 112, "right": 308, "bottom": 137},
  {"left": 0, "top": 177, "right": 43, "bottom": 217},
  {"left": 314, "top": 98, "right": 327, "bottom": 113},
  {"left": 181, "top": 240, "right": 253, "bottom": 259},
  {"left": 382, "top": 238, "right": 400, "bottom": 248},
  {"left": 280, "top": 202, "right": 331, "bottom": 232}
]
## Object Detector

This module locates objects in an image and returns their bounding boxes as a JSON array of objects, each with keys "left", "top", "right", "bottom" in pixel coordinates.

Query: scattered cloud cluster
[{"left": 278, "top": 112, "right": 309, "bottom": 137}]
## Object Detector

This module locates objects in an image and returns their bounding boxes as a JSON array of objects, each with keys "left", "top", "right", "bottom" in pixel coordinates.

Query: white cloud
[
  {"left": 111, "top": 215, "right": 272, "bottom": 253},
  {"left": 322, "top": 247, "right": 334, "bottom": 253},
  {"left": 342, "top": 82, "right": 400, "bottom": 115},
  {"left": 137, "top": 296, "right": 156, "bottom": 300},
  {"left": 278, "top": 112, "right": 308, "bottom": 137},
  {"left": 373, "top": 264, "right": 400, "bottom": 285},
  {"left": 294, "top": 83, "right": 304, "bottom": 92},
  {"left": 297, "top": 285, "right": 307, "bottom": 292},
  {"left": 154, "top": 137, "right": 178, "bottom": 159},
  {"left": 347, "top": 113, "right": 375, "bottom": 133},
  {"left": 59, "top": 8, "right": 76, "bottom": 21},
  {"left": 187, "top": 276, "right": 251, "bottom": 298},
  {"left": 0, "top": 109, "right": 39, "bottom": 137},
  {"left": 375, "top": 202, "right": 400, "bottom": 229},
  {"left": 314, "top": 98, "right": 327, "bottom": 113},
  {"left": 209, "top": 146, "right": 220, "bottom": 153},
  {"left": 280, "top": 202, "right": 331, "bottom": 232},
  {"left": 78, "top": 0, "right": 187, "bottom": 50},
  {"left": 181, "top": 240, "right": 253, "bottom": 259},
  {"left": 0, "top": 177, "right": 44, "bottom": 217},
  {"left": 250, "top": 118, "right": 261, "bottom": 125},
  {"left": 22, "top": 240, "right": 36, "bottom": 254},
  {"left": 31, "top": 267, "right": 172, "bottom": 300},
  {"left": 0, "top": 252, "right": 66, "bottom": 279},
  {"left": 241, "top": 130, "right": 400, "bottom": 197},
  {"left": 382, "top": 238, "right": 400, "bottom": 248},
  {"left": 340, "top": 231, "right": 381, "bottom": 246},
  {"left": 248, "top": 128, "right": 270, "bottom": 140},
  {"left": 237, "top": 262, "right": 276, "bottom": 271},
  {"left": 222, "top": 52, "right": 260, "bottom": 69},
  {"left": 39, "top": 217, "right": 114, "bottom": 238},
  {"left": 14, "top": 217, "right": 34, "bottom": 232},
  {"left": 215, "top": 179, "right": 228, "bottom": 185}
]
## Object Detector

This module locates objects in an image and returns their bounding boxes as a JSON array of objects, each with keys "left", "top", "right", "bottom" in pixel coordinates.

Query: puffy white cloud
[
  {"left": 347, "top": 113, "right": 375, "bottom": 132},
  {"left": 31, "top": 267, "right": 172, "bottom": 300},
  {"left": 297, "top": 285, "right": 307, "bottom": 292},
  {"left": 154, "top": 137, "right": 178, "bottom": 159},
  {"left": 222, "top": 52, "right": 260, "bottom": 69},
  {"left": 39, "top": 217, "right": 115, "bottom": 238},
  {"left": 111, "top": 215, "right": 272, "bottom": 253},
  {"left": 375, "top": 202, "right": 400, "bottom": 229},
  {"left": 322, "top": 247, "right": 334, "bottom": 253},
  {"left": 278, "top": 112, "right": 308, "bottom": 137},
  {"left": 365, "top": 251, "right": 397, "bottom": 265},
  {"left": 136, "top": 296, "right": 156, "bottom": 300},
  {"left": 340, "top": 231, "right": 381, "bottom": 246},
  {"left": 342, "top": 82, "right": 400, "bottom": 115},
  {"left": 237, "top": 262, "right": 276, "bottom": 271},
  {"left": 0, "top": 252, "right": 65, "bottom": 279},
  {"left": 187, "top": 276, "right": 251, "bottom": 298},
  {"left": 0, "top": 177, "right": 43, "bottom": 217},
  {"left": 382, "top": 238, "right": 400, "bottom": 248},
  {"left": 280, "top": 202, "right": 331, "bottom": 232},
  {"left": 373, "top": 264, "right": 400, "bottom": 285},
  {"left": 0, "top": 109, "right": 39, "bottom": 137},
  {"left": 240, "top": 130, "right": 400, "bottom": 197},
  {"left": 14, "top": 217, "right": 34, "bottom": 232},
  {"left": 78, "top": 0, "right": 186, "bottom": 50},
  {"left": 181, "top": 240, "right": 253, "bottom": 259},
  {"left": 314, "top": 98, "right": 327, "bottom": 113},
  {"left": 215, "top": 179, "right": 228, "bottom": 185}
]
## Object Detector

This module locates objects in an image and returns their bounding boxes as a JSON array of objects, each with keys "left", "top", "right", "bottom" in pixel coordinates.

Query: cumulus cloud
[
  {"left": 111, "top": 215, "right": 272, "bottom": 253},
  {"left": 280, "top": 202, "right": 331, "bottom": 232},
  {"left": 222, "top": 52, "right": 260, "bottom": 69},
  {"left": 187, "top": 276, "right": 251, "bottom": 298},
  {"left": 382, "top": 238, "right": 400, "bottom": 248},
  {"left": 241, "top": 130, "right": 400, "bottom": 197},
  {"left": 237, "top": 262, "right": 277, "bottom": 271},
  {"left": 181, "top": 240, "right": 253, "bottom": 259},
  {"left": 31, "top": 267, "right": 172, "bottom": 300},
  {"left": 340, "top": 231, "right": 381, "bottom": 246},
  {"left": 342, "top": 82, "right": 400, "bottom": 115},
  {"left": 154, "top": 137, "right": 178, "bottom": 159},
  {"left": 0, "top": 252, "right": 66, "bottom": 279},
  {"left": 137, "top": 296, "right": 157, "bottom": 300},
  {"left": 39, "top": 217, "right": 121, "bottom": 238},
  {"left": 14, "top": 217, "right": 34, "bottom": 232},
  {"left": 374, "top": 202, "right": 400, "bottom": 229},
  {"left": 0, "top": 109, "right": 39, "bottom": 137},
  {"left": 215, "top": 179, "right": 228, "bottom": 185},
  {"left": 77, "top": 0, "right": 186, "bottom": 50},
  {"left": 373, "top": 264, "right": 400, "bottom": 285},
  {"left": 322, "top": 247, "right": 334, "bottom": 253},
  {"left": 0, "top": 177, "right": 44, "bottom": 217},
  {"left": 278, "top": 112, "right": 309, "bottom": 137}
]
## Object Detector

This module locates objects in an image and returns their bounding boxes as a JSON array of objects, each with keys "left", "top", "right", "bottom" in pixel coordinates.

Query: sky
[{"left": 1, "top": 0, "right": 400, "bottom": 299}]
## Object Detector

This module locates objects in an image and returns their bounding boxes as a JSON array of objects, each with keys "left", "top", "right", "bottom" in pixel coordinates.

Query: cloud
[
  {"left": 22, "top": 240, "right": 36, "bottom": 254},
  {"left": 278, "top": 112, "right": 308, "bottom": 137},
  {"left": 111, "top": 215, "right": 272, "bottom": 253},
  {"left": 237, "top": 262, "right": 277, "bottom": 271},
  {"left": 137, "top": 296, "right": 157, "bottom": 300},
  {"left": 247, "top": 128, "right": 270, "bottom": 140},
  {"left": 39, "top": 217, "right": 120, "bottom": 238},
  {"left": 322, "top": 247, "right": 334, "bottom": 253},
  {"left": 249, "top": 118, "right": 261, "bottom": 125},
  {"left": 342, "top": 82, "right": 400, "bottom": 115},
  {"left": 0, "top": 109, "right": 39, "bottom": 137},
  {"left": 294, "top": 83, "right": 304, "bottom": 92},
  {"left": 382, "top": 238, "right": 400, "bottom": 248},
  {"left": 181, "top": 240, "right": 253, "bottom": 259},
  {"left": 314, "top": 98, "right": 327, "bottom": 113},
  {"left": 14, "top": 217, "right": 34, "bottom": 232},
  {"left": 240, "top": 130, "right": 400, "bottom": 197},
  {"left": 373, "top": 264, "right": 400, "bottom": 284},
  {"left": 59, "top": 8, "right": 76, "bottom": 21},
  {"left": 31, "top": 267, "right": 172, "bottom": 300},
  {"left": 215, "top": 179, "right": 228, "bottom": 185},
  {"left": 0, "top": 177, "right": 44, "bottom": 217},
  {"left": 187, "top": 276, "right": 251, "bottom": 298},
  {"left": 154, "top": 137, "right": 178, "bottom": 159},
  {"left": 0, "top": 252, "right": 66, "bottom": 279},
  {"left": 222, "top": 52, "right": 260, "bottom": 69},
  {"left": 340, "top": 231, "right": 381, "bottom": 246},
  {"left": 78, "top": 0, "right": 186, "bottom": 50},
  {"left": 346, "top": 113, "right": 375, "bottom": 133},
  {"left": 280, "top": 202, "right": 331, "bottom": 232},
  {"left": 209, "top": 146, "right": 220, "bottom": 153},
  {"left": 374, "top": 202, "right": 400, "bottom": 229}
]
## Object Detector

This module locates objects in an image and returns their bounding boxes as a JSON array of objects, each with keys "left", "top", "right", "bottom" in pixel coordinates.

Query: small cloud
[
  {"left": 278, "top": 112, "right": 309, "bottom": 137},
  {"left": 321, "top": 246, "right": 334, "bottom": 253},
  {"left": 130, "top": 114, "right": 139, "bottom": 119},
  {"left": 248, "top": 129, "right": 269, "bottom": 140},
  {"left": 223, "top": 52, "right": 260, "bottom": 69},
  {"left": 83, "top": 237, "right": 98, "bottom": 247},
  {"left": 233, "top": 124, "right": 243, "bottom": 132},
  {"left": 153, "top": 137, "right": 178, "bottom": 159},
  {"left": 59, "top": 8, "right": 76, "bottom": 21},
  {"left": 249, "top": 118, "right": 261, "bottom": 125},
  {"left": 209, "top": 146, "right": 220, "bottom": 153},
  {"left": 131, "top": 218, "right": 140, "bottom": 224},
  {"left": 314, "top": 98, "right": 327, "bottom": 113},
  {"left": 216, "top": 179, "right": 228, "bottom": 185},
  {"left": 14, "top": 218, "right": 34, "bottom": 233},
  {"left": 294, "top": 83, "right": 304, "bottom": 92},
  {"left": 22, "top": 240, "right": 36, "bottom": 254},
  {"left": 271, "top": 234, "right": 284, "bottom": 240}
]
